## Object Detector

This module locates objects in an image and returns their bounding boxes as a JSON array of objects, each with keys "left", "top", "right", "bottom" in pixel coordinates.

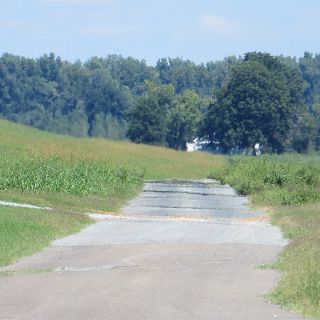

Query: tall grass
[
  {"left": 0, "top": 119, "right": 223, "bottom": 212},
  {"left": 209, "top": 154, "right": 320, "bottom": 319},
  {"left": 0, "top": 154, "right": 143, "bottom": 196},
  {"left": 209, "top": 156, "right": 320, "bottom": 205}
]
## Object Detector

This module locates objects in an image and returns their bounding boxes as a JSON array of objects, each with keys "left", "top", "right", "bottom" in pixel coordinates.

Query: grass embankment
[
  {"left": 0, "top": 154, "right": 143, "bottom": 213},
  {"left": 0, "top": 119, "right": 223, "bottom": 266},
  {"left": 0, "top": 206, "right": 91, "bottom": 267},
  {"left": 1, "top": 118, "right": 223, "bottom": 179},
  {"left": 0, "top": 119, "right": 223, "bottom": 212},
  {"left": 209, "top": 155, "right": 320, "bottom": 319}
]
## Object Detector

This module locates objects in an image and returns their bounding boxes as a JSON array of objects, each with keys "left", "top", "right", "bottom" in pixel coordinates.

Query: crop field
[
  {"left": 210, "top": 155, "right": 320, "bottom": 319},
  {"left": 0, "top": 153, "right": 143, "bottom": 213}
]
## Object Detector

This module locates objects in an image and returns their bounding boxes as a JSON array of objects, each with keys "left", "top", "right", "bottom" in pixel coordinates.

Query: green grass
[
  {"left": 209, "top": 155, "right": 320, "bottom": 205},
  {"left": 269, "top": 204, "right": 320, "bottom": 318},
  {"left": 209, "top": 154, "right": 320, "bottom": 319},
  {"left": 0, "top": 119, "right": 224, "bottom": 212},
  {"left": 0, "top": 118, "right": 224, "bottom": 180},
  {"left": 0, "top": 119, "right": 223, "bottom": 212},
  {"left": 0, "top": 206, "right": 91, "bottom": 267},
  {"left": 0, "top": 154, "right": 143, "bottom": 212}
]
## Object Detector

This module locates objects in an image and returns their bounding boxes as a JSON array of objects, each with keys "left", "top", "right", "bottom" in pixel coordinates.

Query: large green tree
[
  {"left": 166, "top": 90, "right": 203, "bottom": 150},
  {"left": 202, "top": 53, "right": 305, "bottom": 153},
  {"left": 126, "top": 82, "right": 174, "bottom": 145},
  {"left": 126, "top": 95, "right": 167, "bottom": 145}
]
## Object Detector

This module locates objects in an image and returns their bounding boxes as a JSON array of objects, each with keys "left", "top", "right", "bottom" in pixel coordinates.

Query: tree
[
  {"left": 299, "top": 52, "right": 320, "bottom": 107},
  {"left": 291, "top": 111, "right": 317, "bottom": 153},
  {"left": 86, "top": 55, "right": 158, "bottom": 95},
  {"left": 202, "top": 52, "right": 305, "bottom": 153},
  {"left": 91, "top": 112, "right": 126, "bottom": 139},
  {"left": 308, "top": 103, "right": 320, "bottom": 150},
  {"left": 127, "top": 94, "right": 168, "bottom": 145},
  {"left": 0, "top": 53, "right": 133, "bottom": 139},
  {"left": 156, "top": 57, "right": 214, "bottom": 95},
  {"left": 166, "top": 90, "right": 202, "bottom": 150},
  {"left": 2, "top": 51, "right": 319, "bottom": 152},
  {"left": 67, "top": 100, "right": 89, "bottom": 137},
  {"left": 206, "top": 56, "right": 239, "bottom": 90}
]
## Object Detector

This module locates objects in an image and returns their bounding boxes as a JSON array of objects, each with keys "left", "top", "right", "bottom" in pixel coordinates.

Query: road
[{"left": 0, "top": 180, "right": 306, "bottom": 319}]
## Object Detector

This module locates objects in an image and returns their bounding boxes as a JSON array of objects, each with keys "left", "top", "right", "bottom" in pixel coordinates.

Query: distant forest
[{"left": 1, "top": 52, "right": 320, "bottom": 153}]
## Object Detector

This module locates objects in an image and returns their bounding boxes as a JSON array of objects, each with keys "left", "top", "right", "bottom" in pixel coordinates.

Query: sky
[{"left": 1, "top": 0, "right": 320, "bottom": 65}]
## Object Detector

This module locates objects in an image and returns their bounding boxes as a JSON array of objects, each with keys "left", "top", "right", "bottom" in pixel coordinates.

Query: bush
[{"left": 209, "top": 155, "right": 320, "bottom": 206}]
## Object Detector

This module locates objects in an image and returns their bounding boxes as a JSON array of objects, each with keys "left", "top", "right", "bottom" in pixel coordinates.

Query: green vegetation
[
  {"left": 202, "top": 53, "right": 305, "bottom": 153},
  {"left": 269, "top": 205, "right": 320, "bottom": 319},
  {"left": 0, "top": 53, "right": 221, "bottom": 145},
  {"left": 0, "top": 154, "right": 143, "bottom": 213},
  {"left": 0, "top": 118, "right": 223, "bottom": 212},
  {"left": 209, "top": 155, "right": 320, "bottom": 319},
  {"left": 0, "top": 205, "right": 91, "bottom": 267},
  {"left": 209, "top": 155, "right": 320, "bottom": 205},
  {"left": 127, "top": 82, "right": 173, "bottom": 146},
  {"left": 127, "top": 82, "right": 207, "bottom": 149},
  {"left": 0, "top": 118, "right": 223, "bottom": 179},
  {"left": 0, "top": 155, "right": 142, "bottom": 196}
]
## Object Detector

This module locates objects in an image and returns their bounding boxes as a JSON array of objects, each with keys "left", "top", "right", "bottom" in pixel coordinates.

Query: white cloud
[
  {"left": 83, "top": 25, "right": 145, "bottom": 37},
  {"left": 199, "top": 13, "right": 239, "bottom": 36}
]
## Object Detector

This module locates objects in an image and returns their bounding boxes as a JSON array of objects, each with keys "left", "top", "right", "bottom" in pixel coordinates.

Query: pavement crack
[{"left": 143, "top": 190, "right": 239, "bottom": 197}]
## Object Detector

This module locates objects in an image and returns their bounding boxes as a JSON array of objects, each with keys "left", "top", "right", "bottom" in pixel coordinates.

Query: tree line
[{"left": 0, "top": 51, "right": 320, "bottom": 153}]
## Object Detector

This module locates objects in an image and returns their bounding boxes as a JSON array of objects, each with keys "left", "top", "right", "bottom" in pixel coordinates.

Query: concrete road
[{"left": 0, "top": 180, "right": 306, "bottom": 320}]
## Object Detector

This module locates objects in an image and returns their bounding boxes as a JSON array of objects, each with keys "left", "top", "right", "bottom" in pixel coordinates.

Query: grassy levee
[
  {"left": 0, "top": 119, "right": 223, "bottom": 212},
  {"left": 209, "top": 154, "right": 320, "bottom": 319},
  {"left": 0, "top": 118, "right": 223, "bottom": 180},
  {"left": 0, "top": 119, "right": 223, "bottom": 266}
]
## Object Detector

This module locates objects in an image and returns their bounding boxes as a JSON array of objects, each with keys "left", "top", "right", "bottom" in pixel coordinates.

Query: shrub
[{"left": 209, "top": 155, "right": 320, "bottom": 206}]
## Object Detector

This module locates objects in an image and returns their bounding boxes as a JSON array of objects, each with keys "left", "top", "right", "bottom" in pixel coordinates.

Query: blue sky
[{"left": 1, "top": 0, "right": 320, "bottom": 65}]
